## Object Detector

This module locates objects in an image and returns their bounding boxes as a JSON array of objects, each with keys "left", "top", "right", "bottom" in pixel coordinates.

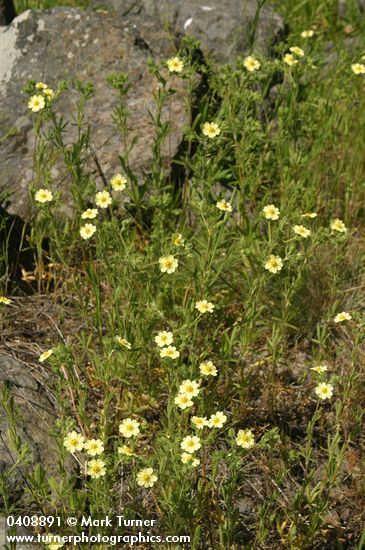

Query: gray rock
[
  {"left": 0, "top": 352, "right": 57, "bottom": 504},
  {"left": 0, "top": 8, "right": 191, "bottom": 220},
  {"left": 92, "top": 0, "right": 284, "bottom": 63}
]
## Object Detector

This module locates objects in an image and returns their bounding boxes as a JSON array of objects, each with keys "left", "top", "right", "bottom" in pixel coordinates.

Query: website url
[{"left": 6, "top": 532, "right": 191, "bottom": 546}]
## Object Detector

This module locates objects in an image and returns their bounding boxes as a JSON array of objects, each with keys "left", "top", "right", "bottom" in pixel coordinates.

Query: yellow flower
[
  {"left": 174, "top": 393, "right": 194, "bottom": 409},
  {"left": 45, "top": 534, "right": 64, "bottom": 549},
  {"left": 301, "top": 212, "right": 317, "bottom": 218},
  {"left": 262, "top": 204, "right": 280, "bottom": 220},
  {"left": 216, "top": 199, "right": 232, "bottom": 212},
  {"left": 39, "top": 349, "right": 53, "bottom": 363},
  {"left": 314, "top": 382, "right": 333, "bottom": 400},
  {"left": 136, "top": 467, "right": 157, "bottom": 487},
  {"left": 264, "top": 255, "right": 283, "bottom": 274},
  {"left": 84, "top": 438, "right": 104, "bottom": 456},
  {"left": 95, "top": 190, "right": 112, "bottom": 208},
  {"left": 35, "top": 189, "right": 53, "bottom": 203},
  {"left": 243, "top": 56, "right": 260, "bottom": 72},
  {"left": 181, "top": 452, "right": 200, "bottom": 466},
  {"left": 172, "top": 233, "right": 185, "bottom": 246},
  {"left": 236, "top": 429, "right": 255, "bottom": 449},
  {"left": 166, "top": 56, "right": 184, "bottom": 73},
  {"left": 118, "top": 445, "right": 134, "bottom": 456},
  {"left": 115, "top": 336, "right": 132, "bottom": 349},
  {"left": 159, "top": 255, "right": 178, "bottom": 274},
  {"left": 119, "top": 418, "right": 140, "bottom": 438},
  {"left": 289, "top": 46, "right": 305, "bottom": 57},
  {"left": 283, "top": 53, "right": 298, "bottom": 66},
  {"left": 331, "top": 218, "right": 347, "bottom": 233},
  {"left": 310, "top": 365, "right": 328, "bottom": 374},
  {"left": 0, "top": 296, "right": 12, "bottom": 305},
  {"left": 178, "top": 379, "right": 200, "bottom": 398},
  {"left": 195, "top": 300, "right": 214, "bottom": 314},
  {"left": 87, "top": 458, "right": 106, "bottom": 479},
  {"left": 110, "top": 173, "right": 127, "bottom": 191},
  {"left": 81, "top": 208, "right": 98, "bottom": 219},
  {"left": 63, "top": 431, "right": 85, "bottom": 453},
  {"left": 208, "top": 411, "right": 227, "bottom": 428},
  {"left": 334, "top": 311, "right": 352, "bottom": 323},
  {"left": 301, "top": 30, "right": 314, "bottom": 38},
  {"left": 28, "top": 94, "right": 45, "bottom": 112},
  {"left": 199, "top": 360, "right": 217, "bottom": 376},
  {"left": 43, "top": 88, "right": 54, "bottom": 99},
  {"left": 80, "top": 223, "right": 97, "bottom": 240},
  {"left": 160, "top": 346, "right": 180, "bottom": 359},
  {"left": 191, "top": 416, "right": 208, "bottom": 430},
  {"left": 35, "top": 82, "right": 48, "bottom": 90},
  {"left": 202, "top": 122, "right": 220, "bottom": 138},
  {"left": 180, "top": 435, "right": 201, "bottom": 453},
  {"left": 154, "top": 330, "right": 173, "bottom": 347},
  {"left": 351, "top": 63, "right": 365, "bottom": 75},
  {"left": 293, "top": 225, "right": 311, "bottom": 238}
]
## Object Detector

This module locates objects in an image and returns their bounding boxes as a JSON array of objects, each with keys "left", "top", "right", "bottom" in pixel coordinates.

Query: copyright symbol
[{"left": 67, "top": 517, "right": 77, "bottom": 526}]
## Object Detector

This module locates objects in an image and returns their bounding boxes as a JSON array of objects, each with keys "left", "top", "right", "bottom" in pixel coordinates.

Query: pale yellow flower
[
  {"left": 293, "top": 225, "right": 311, "bottom": 238},
  {"left": 202, "top": 122, "right": 220, "bottom": 138},
  {"left": 39, "top": 349, "right": 53, "bottom": 363},
  {"left": 172, "top": 233, "right": 185, "bottom": 246},
  {"left": 262, "top": 204, "right": 280, "bottom": 220},
  {"left": 0, "top": 296, "right": 12, "bottom": 305},
  {"left": 301, "top": 30, "right": 314, "bottom": 38},
  {"left": 95, "top": 190, "right": 112, "bottom": 208},
  {"left": 43, "top": 88, "right": 54, "bottom": 99},
  {"left": 63, "top": 431, "right": 85, "bottom": 453},
  {"left": 110, "top": 173, "right": 127, "bottom": 191},
  {"left": 334, "top": 311, "right": 352, "bottom": 323},
  {"left": 264, "top": 255, "right": 283, "bottom": 274},
  {"left": 314, "top": 382, "right": 333, "bottom": 400},
  {"left": 351, "top": 63, "right": 365, "bottom": 75},
  {"left": 199, "top": 360, "right": 217, "bottom": 376},
  {"left": 301, "top": 212, "right": 317, "bottom": 218},
  {"left": 35, "top": 82, "right": 48, "bottom": 90},
  {"left": 243, "top": 56, "right": 260, "bottom": 72},
  {"left": 191, "top": 416, "right": 208, "bottom": 430},
  {"left": 154, "top": 330, "right": 173, "bottom": 347},
  {"left": 174, "top": 393, "right": 194, "bottom": 410},
  {"left": 178, "top": 379, "right": 200, "bottom": 398},
  {"left": 160, "top": 346, "right": 180, "bottom": 359},
  {"left": 216, "top": 199, "right": 232, "bottom": 212},
  {"left": 181, "top": 452, "right": 200, "bottom": 466},
  {"left": 119, "top": 418, "right": 140, "bottom": 438},
  {"left": 45, "top": 534, "right": 64, "bottom": 549},
  {"left": 310, "top": 365, "right": 328, "bottom": 374},
  {"left": 208, "top": 411, "right": 227, "bottom": 428},
  {"left": 180, "top": 435, "right": 201, "bottom": 453},
  {"left": 136, "top": 467, "right": 157, "bottom": 487},
  {"left": 236, "top": 429, "right": 255, "bottom": 449},
  {"left": 35, "top": 189, "right": 53, "bottom": 203},
  {"left": 28, "top": 94, "right": 45, "bottom": 112},
  {"left": 87, "top": 458, "right": 106, "bottom": 479},
  {"left": 289, "top": 46, "right": 305, "bottom": 57},
  {"left": 331, "top": 218, "right": 347, "bottom": 233},
  {"left": 80, "top": 223, "right": 97, "bottom": 240},
  {"left": 115, "top": 336, "right": 132, "bottom": 349},
  {"left": 166, "top": 56, "right": 184, "bottom": 73},
  {"left": 159, "top": 255, "right": 178, "bottom": 274},
  {"left": 283, "top": 53, "right": 298, "bottom": 66},
  {"left": 81, "top": 208, "right": 98, "bottom": 219},
  {"left": 195, "top": 300, "right": 214, "bottom": 314},
  {"left": 118, "top": 445, "right": 134, "bottom": 456},
  {"left": 84, "top": 438, "right": 104, "bottom": 456}
]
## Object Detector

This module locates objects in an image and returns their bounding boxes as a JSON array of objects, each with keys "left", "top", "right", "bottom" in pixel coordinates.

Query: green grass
[{"left": 1, "top": 1, "right": 365, "bottom": 549}]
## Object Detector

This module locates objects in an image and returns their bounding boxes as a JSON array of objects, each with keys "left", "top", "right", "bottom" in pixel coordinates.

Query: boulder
[
  {"left": 92, "top": 0, "right": 285, "bottom": 63},
  {"left": 0, "top": 8, "right": 191, "bottom": 221}
]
